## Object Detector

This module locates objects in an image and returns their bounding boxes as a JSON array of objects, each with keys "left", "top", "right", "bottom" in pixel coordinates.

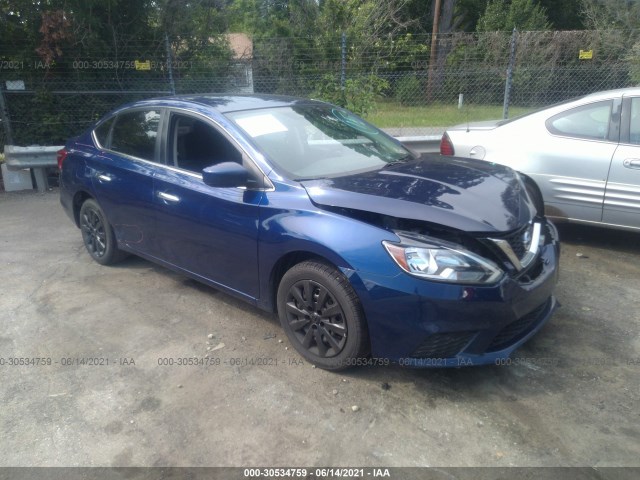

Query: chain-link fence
[{"left": 1, "top": 29, "right": 639, "bottom": 149}]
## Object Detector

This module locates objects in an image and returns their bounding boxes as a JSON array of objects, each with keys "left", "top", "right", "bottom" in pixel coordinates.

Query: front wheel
[
  {"left": 277, "top": 261, "right": 369, "bottom": 370},
  {"left": 79, "top": 198, "right": 126, "bottom": 265}
]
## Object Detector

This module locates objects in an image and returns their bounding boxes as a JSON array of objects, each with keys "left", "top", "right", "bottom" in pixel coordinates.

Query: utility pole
[{"left": 426, "top": 0, "right": 441, "bottom": 103}]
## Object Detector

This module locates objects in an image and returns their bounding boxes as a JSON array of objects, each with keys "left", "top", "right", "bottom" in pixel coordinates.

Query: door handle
[
  {"left": 158, "top": 191, "right": 180, "bottom": 203},
  {"left": 96, "top": 173, "right": 113, "bottom": 182},
  {"left": 623, "top": 158, "right": 640, "bottom": 169}
]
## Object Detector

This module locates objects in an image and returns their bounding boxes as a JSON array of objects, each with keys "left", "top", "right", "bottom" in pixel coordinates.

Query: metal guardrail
[
  {"left": 1, "top": 135, "right": 441, "bottom": 193},
  {"left": 4, "top": 145, "right": 63, "bottom": 192}
]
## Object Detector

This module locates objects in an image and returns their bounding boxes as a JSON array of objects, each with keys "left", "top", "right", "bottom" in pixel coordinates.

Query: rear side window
[
  {"left": 546, "top": 100, "right": 612, "bottom": 141},
  {"left": 94, "top": 117, "right": 114, "bottom": 148},
  {"left": 111, "top": 110, "right": 161, "bottom": 161}
]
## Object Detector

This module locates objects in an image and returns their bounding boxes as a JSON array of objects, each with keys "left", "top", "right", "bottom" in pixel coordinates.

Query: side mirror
[{"left": 202, "top": 162, "right": 249, "bottom": 188}]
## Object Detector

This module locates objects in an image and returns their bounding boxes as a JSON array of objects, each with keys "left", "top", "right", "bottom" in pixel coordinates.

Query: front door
[{"left": 151, "top": 112, "right": 264, "bottom": 300}]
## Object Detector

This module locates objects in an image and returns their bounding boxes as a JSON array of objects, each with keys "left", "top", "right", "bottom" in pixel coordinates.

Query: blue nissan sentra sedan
[{"left": 59, "top": 94, "right": 559, "bottom": 370}]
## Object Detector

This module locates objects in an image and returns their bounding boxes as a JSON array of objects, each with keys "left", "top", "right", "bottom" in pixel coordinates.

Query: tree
[
  {"left": 477, "top": 0, "right": 550, "bottom": 32},
  {"left": 538, "top": 0, "right": 584, "bottom": 30},
  {"left": 580, "top": 0, "right": 640, "bottom": 30}
]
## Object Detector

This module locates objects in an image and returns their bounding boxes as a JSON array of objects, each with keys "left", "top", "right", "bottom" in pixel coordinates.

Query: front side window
[
  {"left": 227, "top": 105, "right": 410, "bottom": 180},
  {"left": 168, "top": 114, "right": 242, "bottom": 173},
  {"left": 546, "top": 100, "right": 612, "bottom": 141},
  {"left": 110, "top": 109, "right": 161, "bottom": 162}
]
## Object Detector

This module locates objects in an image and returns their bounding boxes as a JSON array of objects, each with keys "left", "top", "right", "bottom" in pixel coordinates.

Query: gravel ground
[{"left": 0, "top": 189, "right": 638, "bottom": 468}]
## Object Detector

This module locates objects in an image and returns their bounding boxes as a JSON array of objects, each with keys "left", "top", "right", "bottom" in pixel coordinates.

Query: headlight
[{"left": 383, "top": 233, "right": 503, "bottom": 285}]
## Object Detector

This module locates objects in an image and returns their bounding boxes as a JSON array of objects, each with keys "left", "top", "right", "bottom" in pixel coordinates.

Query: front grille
[
  {"left": 484, "top": 222, "right": 541, "bottom": 272},
  {"left": 487, "top": 300, "right": 550, "bottom": 352},
  {"left": 410, "top": 332, "right": 475, "bottom": 359}
]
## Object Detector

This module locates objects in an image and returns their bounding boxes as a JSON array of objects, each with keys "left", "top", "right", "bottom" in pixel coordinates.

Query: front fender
[{"left": 256, "top": 200, "right": 401, "bottom": 311}]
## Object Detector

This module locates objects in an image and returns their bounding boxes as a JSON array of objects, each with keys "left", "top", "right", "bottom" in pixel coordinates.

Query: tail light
[
  {"left": 440, "top": 133, "right": 455, "bottom": 156},
  {"left": 57, "top": 148, "right": 68, "bottom": 170}
]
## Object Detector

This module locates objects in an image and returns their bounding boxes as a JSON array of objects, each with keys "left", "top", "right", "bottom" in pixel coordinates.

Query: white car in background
[{"left": 440, "top": 88, "right": 640, "bottom": 231}]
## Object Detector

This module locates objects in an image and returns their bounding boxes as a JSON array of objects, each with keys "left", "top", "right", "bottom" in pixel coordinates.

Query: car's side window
[
  {"left": 546, "top": 100, "right": 612, "bottom": 141},
  {"left": 94, "top": 116, "right": 115, "bottom": 148},
  {"left": 168, "top": 114, "right": 242, "bottom": 173},
  {"left": 110, "top": 109, "right": 161, "bottom": 162},
  {"left": 630, "top": 98, "right": 640, "bottom": 145}
]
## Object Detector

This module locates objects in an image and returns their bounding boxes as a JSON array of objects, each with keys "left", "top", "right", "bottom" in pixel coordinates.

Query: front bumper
[{"left": 349, "top": 236, "right": 560, "bottom": 367}]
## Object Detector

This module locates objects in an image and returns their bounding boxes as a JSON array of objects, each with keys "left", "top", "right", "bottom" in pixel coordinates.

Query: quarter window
[
  {"left": 546, "top": 100, "right": 612, "bottom": 141},
  {"left": 111, "top": 110, "right": 161, "bottom": 161},
  {"left": 94, "top": 116, "right": 115, "bottom": 148}
]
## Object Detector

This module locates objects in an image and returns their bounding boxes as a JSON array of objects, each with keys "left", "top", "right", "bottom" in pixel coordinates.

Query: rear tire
[
  {"left": 79, "top": 198, "right": 126, "bottom": 265},
  {"left": 277, "top": 261, "right": 369, "bottom": 370}
]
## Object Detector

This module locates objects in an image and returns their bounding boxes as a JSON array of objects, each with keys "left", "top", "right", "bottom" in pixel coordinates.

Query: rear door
[
  {"left": 602, "top": 95, "right": 640, "bottom": 229},
  {"left": 90, "top": 108, "right": 165, "bottom": 255}
]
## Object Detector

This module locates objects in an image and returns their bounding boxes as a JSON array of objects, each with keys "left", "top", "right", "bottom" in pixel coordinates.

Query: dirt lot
[{"left": 0, "top": 189, "right": 639, "bottom": 467}]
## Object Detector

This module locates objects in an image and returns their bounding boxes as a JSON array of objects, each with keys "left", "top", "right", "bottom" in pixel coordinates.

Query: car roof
[
  {"left": 128, "top": 94, "right": 327, "bottom": 113},
  {"left": 579, "top": 87, "right": 640, "bottom": 101}
]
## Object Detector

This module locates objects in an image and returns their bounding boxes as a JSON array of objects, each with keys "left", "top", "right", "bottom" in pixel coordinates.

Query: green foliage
[
  {"left": 580, "top": 0, "right": 640, "bottom": 30},
  {"left": 313, "top": 74, "right": 389, "bottom": 117},
  {"left": 8, "top": 90, "right": 68, "bottom": 146},
  {"left": 539, "top": 0, "right": 584, "bottom": 29},
  {"left": 477, "top": 0, "right": 550, "bottom": 31},
  {"left": 453, "top": 0, "right": 491, "bottom": 31},
  {"left": 395, "top": 75, "right": 422, "bottom": 106}
]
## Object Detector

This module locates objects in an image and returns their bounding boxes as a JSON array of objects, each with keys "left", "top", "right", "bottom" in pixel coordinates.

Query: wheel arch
[
  {"left": 267, "top": 251, "right": 343, "bottom": 315},
  {"left": 72, "top": 189, "right": 95, "bottom": 227}
]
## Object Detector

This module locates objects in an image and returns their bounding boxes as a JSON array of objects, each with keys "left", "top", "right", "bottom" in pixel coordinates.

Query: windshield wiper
[{"left": 381, "top": 154, "right": 413, "bottom": 168}]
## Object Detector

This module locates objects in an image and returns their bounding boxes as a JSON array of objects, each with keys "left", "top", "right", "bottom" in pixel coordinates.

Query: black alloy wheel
[
  {"left": 277, "top": 261, "right": 369, "bottom": 370},
  {"left": 79, "top": 198, "right": 125, "bottom": 265}
]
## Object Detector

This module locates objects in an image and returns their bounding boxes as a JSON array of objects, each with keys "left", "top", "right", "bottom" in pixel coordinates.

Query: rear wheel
[
  {"left": 79, "top": 198, "right": 126, "bottom": 265},
  {"left": 277, "top": 261, "right": 369, "bottom": 370}
]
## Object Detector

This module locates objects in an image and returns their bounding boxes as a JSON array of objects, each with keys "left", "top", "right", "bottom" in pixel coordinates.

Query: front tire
[
  {"left": 277, "top": 261, "right": 369, "bottom": 370},
  {"left": 79, "top": 198, "right": 126, "bottom": 265}
]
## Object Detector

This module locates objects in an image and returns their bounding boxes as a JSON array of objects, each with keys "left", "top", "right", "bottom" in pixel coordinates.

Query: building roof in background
[{"left": 225, "top": 33, "right": 252, "bottom": 60}]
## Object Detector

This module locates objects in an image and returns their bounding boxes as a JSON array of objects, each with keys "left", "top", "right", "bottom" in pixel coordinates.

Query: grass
[{"left": 366, "top": 100, "right": 533, "bottom": 129}]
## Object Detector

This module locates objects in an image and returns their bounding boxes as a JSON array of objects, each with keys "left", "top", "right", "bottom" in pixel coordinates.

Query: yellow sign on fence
[
  {"left": 579, "top": 49, "right": 593, "bottom": 60},
  {"left": 135, "top": 60, "right": 151, "bottom": 71}
]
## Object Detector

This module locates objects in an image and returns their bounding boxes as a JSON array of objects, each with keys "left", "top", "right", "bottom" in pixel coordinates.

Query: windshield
[{"left": 227, "top": 105, "right": 411, "bottom": 180}]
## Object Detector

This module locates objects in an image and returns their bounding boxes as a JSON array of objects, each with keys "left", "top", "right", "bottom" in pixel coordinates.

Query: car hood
[{"left": 301, "top": 154, "right": 534, "bottom": 233}]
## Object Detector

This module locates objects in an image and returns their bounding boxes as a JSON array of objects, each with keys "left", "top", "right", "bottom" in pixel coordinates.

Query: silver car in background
[{"left": 440, "top": 88, "right": 640, "bottom": 231}]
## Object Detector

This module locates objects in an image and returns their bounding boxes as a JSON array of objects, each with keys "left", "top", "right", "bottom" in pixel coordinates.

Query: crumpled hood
[{"left": 302, "top": 154, "right": 535, "bottom": 233}]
